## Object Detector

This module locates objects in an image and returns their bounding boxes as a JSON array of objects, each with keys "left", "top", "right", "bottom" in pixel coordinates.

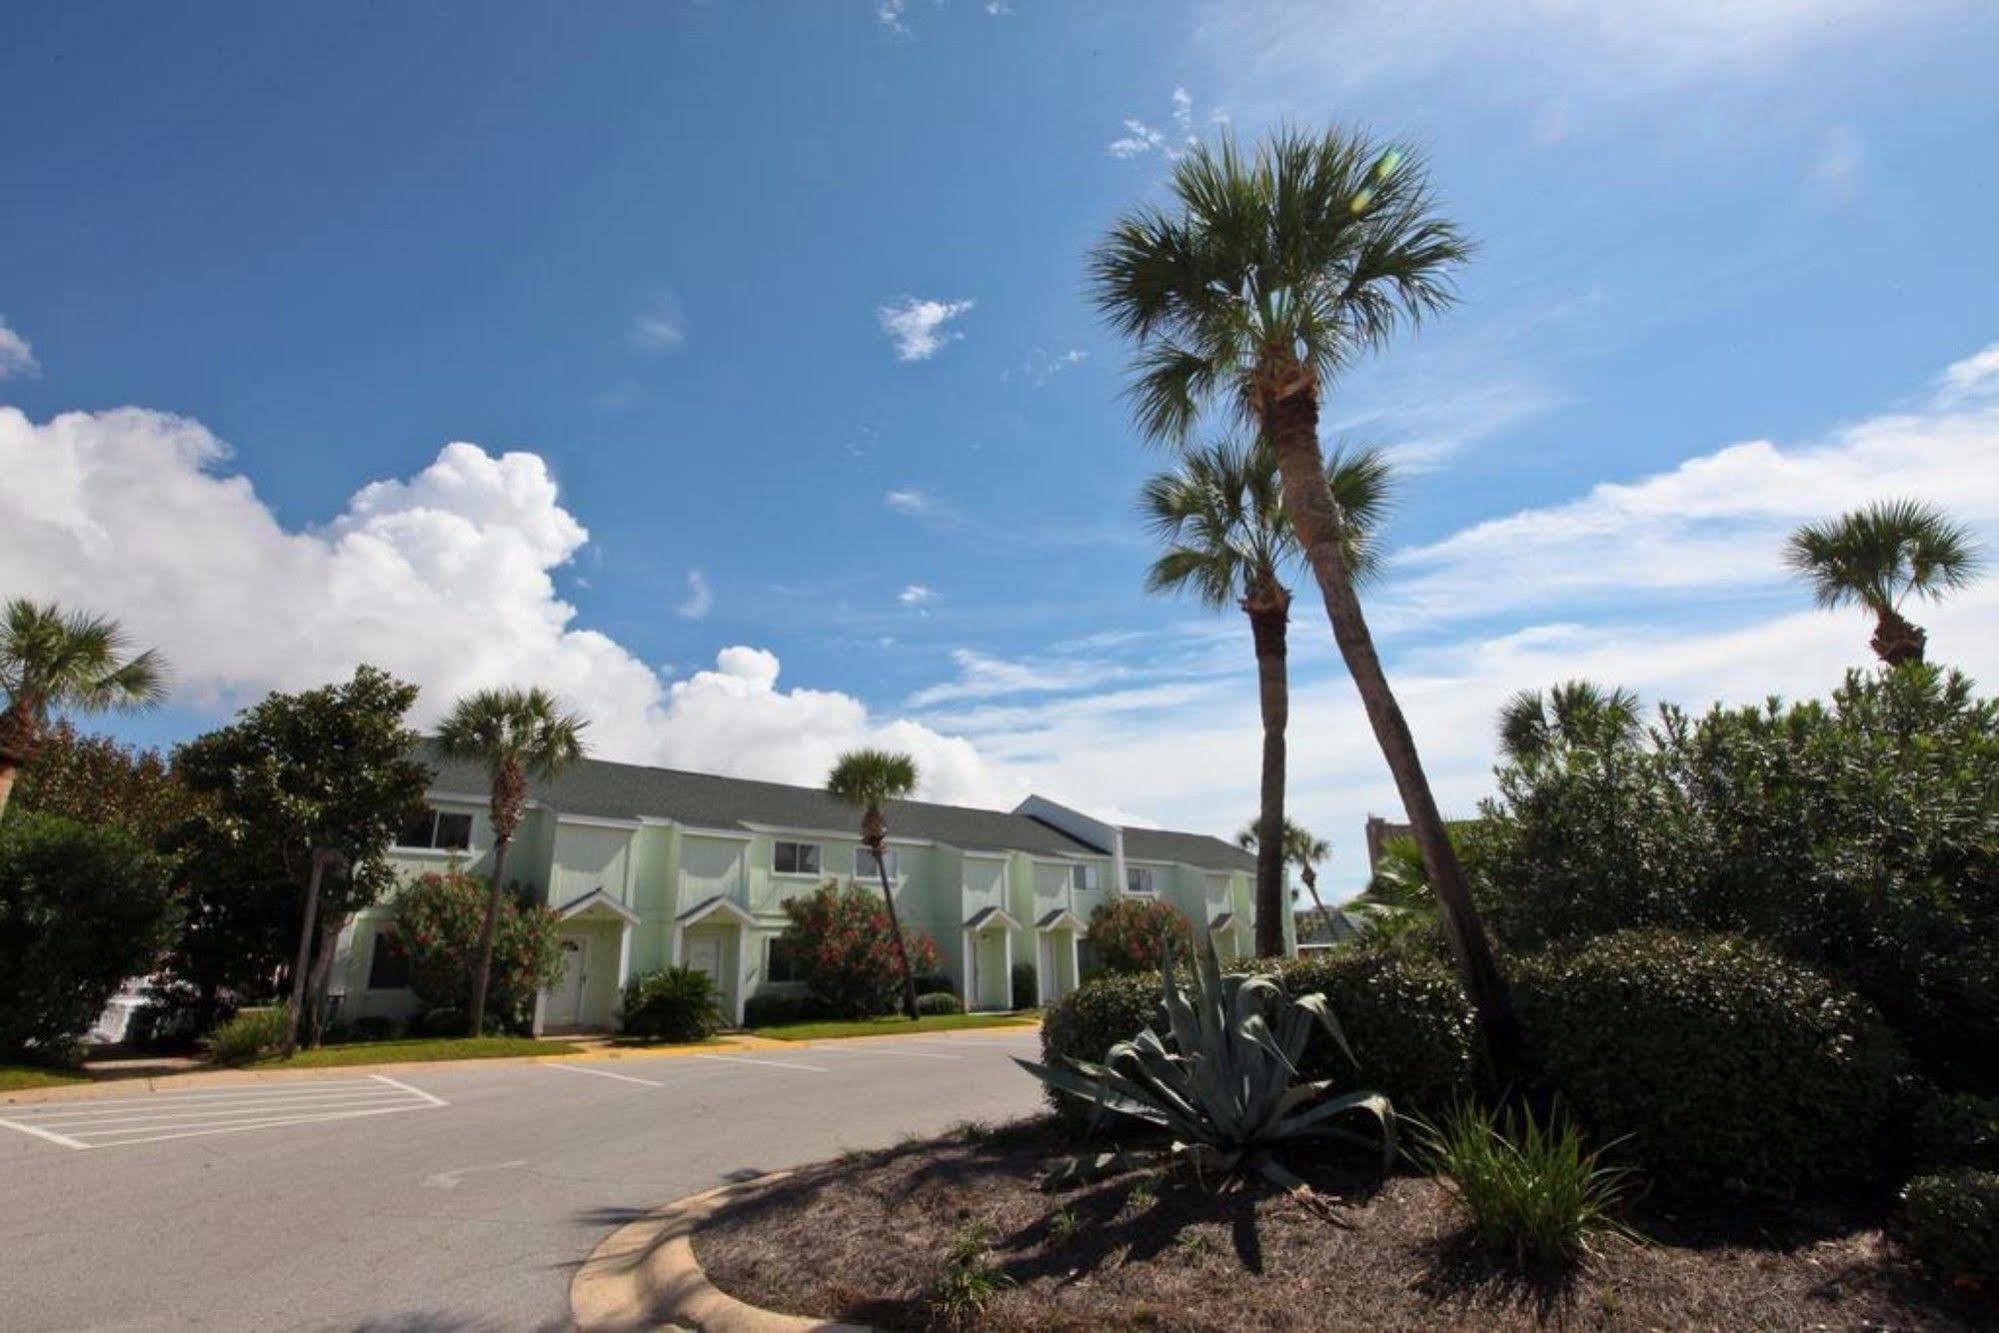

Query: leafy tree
[
  {"left": 1089, "top": 126, "right": 1523, "bottom": 1080},
  {"left": 391, "top": 869, "right": 562, "bottom": 1030},
  {"left": 1471, "top": 664, "right": 1999, "bottom": 1091},
  {"left": 152, "top": 807, "right": 296, "bottom": 1035},
  {"left": 1085, "top": 896, "right": 1195, "bottom": 975},
  {"left": 0, "top": 812, "right": 179, "bottom": 1061},
  {"left": 1496, "top": 680, "right": 1642, "bottom": 769},
  {"left": 778, "top": 881, "right": 943, "bottom": 1019},
  {"left": 0, "top": 598, "right": 166, "bottom": 820},
  {"left": 1148, "top": 439, "right": 1391, "bottom": 955},
  {"left": 825, "top": 748, "right": 923, "bottom": 1019},
  {"left": 434, "top": 686, "right": 588, "bottom": 1036},
  {"left": 174, "top": 666, "right": 430, "bottom": 1054},
  {"left": 1785, "top": 499, "right": 1983, "bottom": 666},
  {"left": 11, "top": 720, "right": 196, "bottom": 841}
]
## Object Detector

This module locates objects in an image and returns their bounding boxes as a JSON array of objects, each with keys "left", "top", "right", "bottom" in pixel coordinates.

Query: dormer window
[
  {"left": 1125, "top": 866, "right": 1157, "bottom": 894},
  {"left": 773, "top": 840, "right": 822, "bottom": 875}
]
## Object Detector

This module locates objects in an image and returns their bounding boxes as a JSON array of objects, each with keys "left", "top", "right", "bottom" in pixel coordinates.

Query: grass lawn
[
  {"left": 248, "top": 1035, "right": 581, "bottom": 1069},
  {"left": 747, "top": 1012, "right": 1038, "bottom": 1042},
  {"left": 0, "top": 1064, "right": 90, "bottom": 1092}
]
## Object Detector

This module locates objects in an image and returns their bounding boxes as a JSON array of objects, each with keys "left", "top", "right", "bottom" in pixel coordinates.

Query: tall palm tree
[
  {"left": 1090, "top": 125, "right": 1524, "bottom": 1077},
  {"left": 1784, "top": 500, "right": 1983, "bottom": 666},
  {"left": 1235, "top": 816, "right": 1335, "bottom": 950},
  {"left": 827, "top": 748, "right": 922, "bottom": 1021},
  {"left": 1151, "top": 439, "right": 1391, "bottom": 955},
  {"left": 1496, "top": 680, "right": 1642, "bottom": 768},
  {"left": 436, "top": 686, "right": 589, "bottom": 1036},
  {"left": 0, "top": 598, "right": 166, "bottom": 819}
]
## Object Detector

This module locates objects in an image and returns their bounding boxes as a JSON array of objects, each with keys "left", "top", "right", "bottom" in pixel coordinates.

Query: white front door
[
  {"left": 686, "top": 934, "right": 722, "bottom": 984},
  {"left": 545, "top": 934, "right": 590, "bottom": 1027}
]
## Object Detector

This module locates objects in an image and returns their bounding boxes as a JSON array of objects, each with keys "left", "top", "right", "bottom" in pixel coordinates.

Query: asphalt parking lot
[{"left": 0, "top": 1027, "right": 1045, "bottom": 1330}]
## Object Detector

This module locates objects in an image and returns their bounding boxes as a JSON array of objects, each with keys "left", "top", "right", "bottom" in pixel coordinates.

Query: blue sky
[{"left": 5, "top": 1, "right": 1999, "bottom": 891}]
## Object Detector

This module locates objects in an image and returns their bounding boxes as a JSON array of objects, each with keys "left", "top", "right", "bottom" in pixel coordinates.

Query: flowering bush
[
  {"left": 779, "top": 880, "right": 942, "bottom": 1018},
  {"left": 1085, "top": 896, "right": 1193, "bottom": 975},
  {"left": 391, "top": 870, "right": 563, "bottom": 1033}
]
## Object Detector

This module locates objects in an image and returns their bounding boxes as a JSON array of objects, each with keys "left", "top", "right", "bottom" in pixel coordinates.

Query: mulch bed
[{"left": 693, "top": 1118, "right": 1992, "bottom": 1331}]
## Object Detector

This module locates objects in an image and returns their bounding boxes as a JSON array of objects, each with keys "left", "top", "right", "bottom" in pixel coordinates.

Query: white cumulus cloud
[
  {"left": 0, "top": 405, "right": 1014, "bottom": 808},
  {"left": 877, "top": 297, "right": 974, "bottom": 362}
]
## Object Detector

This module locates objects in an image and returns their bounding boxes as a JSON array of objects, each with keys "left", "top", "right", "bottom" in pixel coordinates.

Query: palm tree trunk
[
  {"left": 870, "top": 835, "right": 921, "bottom": 1020},
  {"left": 1248, "top": 603, "right": 1289, "bottom": 957},
  {"left": 1264, "top": 387, "right": 1526, "bottom": 1085},
  {"left": 1302, "top": 868, "right": 1341, "bottom": 948},
  {"left": 280, "top": 848, "right": 331, "bottom": 1059},
  {"left": 466, "top": 835, "right": 512, "bottom": 1037}
]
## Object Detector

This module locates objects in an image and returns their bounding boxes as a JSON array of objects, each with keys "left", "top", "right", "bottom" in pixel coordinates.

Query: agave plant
[{"left": 1014, "top": 937, "right": 1393, "bottom": 1190}]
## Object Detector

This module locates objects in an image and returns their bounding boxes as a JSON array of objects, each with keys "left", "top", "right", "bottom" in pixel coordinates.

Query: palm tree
[
  {"left": 1784, "top": 500, "right": 1983, "bottom": 666},
  {"left": 1496, "top": 680, "right": 1642, "bottom": 768},
  {"left": 1090, "top": 125, "right": 1524, "bottom": 1077},
  {"left": 826, "top": 748, "right": 922, "bottom": 1021},
  {"left": 1236, "top": 816, "right": 1336, "bottom": 950},
  {"left": 435, "top": 686, "right": 589, "bottom": 1036},
  {"left": 0, "top": 598, "right": 166, "bottom": 819},
  {"left": 1149, "top": 440, "right": 1391, "bottom": 956}
]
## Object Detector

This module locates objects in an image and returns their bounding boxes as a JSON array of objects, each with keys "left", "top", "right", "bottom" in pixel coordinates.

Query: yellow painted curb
[{"left": 570, "top": 1174, "right": 872, "bottom": 1332}]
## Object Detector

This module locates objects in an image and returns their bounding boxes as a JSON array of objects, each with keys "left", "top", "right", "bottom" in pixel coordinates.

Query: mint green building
[{"left": 332, "top": 748, "right": 1278, "bottom": 1032}]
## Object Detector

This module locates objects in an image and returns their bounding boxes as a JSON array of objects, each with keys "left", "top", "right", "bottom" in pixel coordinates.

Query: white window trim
[
  {"left": 394, "top": 807, "right": 476, "bottom": 854},
  {"left": 772, "top": 839, "right": 824, "bottom": 877},
  {"left": 1124, "top": 864, "right": 1161, "bottom": 894},
  {"left": 1070, "top": 863, "right": 1103, "bottom": 892}
]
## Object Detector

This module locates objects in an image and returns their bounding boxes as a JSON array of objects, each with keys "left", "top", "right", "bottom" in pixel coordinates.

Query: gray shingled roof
[
  {"left": 1122, "top": 827, "right": 1257, "bottom": 874},
  {"left": 417, "top": 741, "right": 1103, "bottom": 857}
]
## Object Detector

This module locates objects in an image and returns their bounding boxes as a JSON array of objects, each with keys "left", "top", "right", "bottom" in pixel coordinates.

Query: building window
[
  {"left": 773, "top": 840, "right": 821, "bottom": 875},
  {"left": 766, "top": 935, "right": 801, "bottom": 984},
  {"left": 395, "top": 806, "right": 474, "bottom": 851},
  {"left": 1070, "top": 863, "right": 1100, "bottom": 893},
  {"left": 367, "top": 930, "right": 411, "bottom": 990},
  {"left": 1125, "top": 866, "right": 1157, "bottom": 894},
  {"left": 855, "top": 846, "right": 899, "bottom": 879}
]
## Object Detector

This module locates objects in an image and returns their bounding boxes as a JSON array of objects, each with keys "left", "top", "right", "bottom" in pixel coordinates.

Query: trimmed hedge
[
  {"left": 1901, "top": 1169, "right": 1999, "bottom": 1283},
  {"left": 1516, "top": 930, "right": 1905, "bottom": 1190},
  {"left": 205, "top": 1005, "right": 289, "bottom": 1065},
  {"left": 744, "top": 991, "right": 832, "bottom": 1028},
  {"left": 916, "top": 991, "right": 964, "bottom": 1016},
  {"left": 1039, "top": 945, "right": 1477, "bottom": 1126}
]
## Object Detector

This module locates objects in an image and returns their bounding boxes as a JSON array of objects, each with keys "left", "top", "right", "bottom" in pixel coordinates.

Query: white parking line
[
  {"left": 693, "top": 1052, "right": 827, "bottom": 1074},
  {"left": 545, "top": 1062, "right": 671, "bottom": 1088},
  {"left": 805, "top": 1044, "right": 959, "bottom": 1061},
  {"left": 0, "top": 1074, "right": 444, "bottom": 1151}
]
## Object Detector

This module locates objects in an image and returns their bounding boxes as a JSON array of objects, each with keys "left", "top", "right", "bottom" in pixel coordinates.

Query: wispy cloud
[
  {"left": 1107, "top": 86, "right": 1202, "bottom": 160},
  {"left": 1804, "top": 125, "right": 1865, "bottom": 208},
  {"left": 629, "top": 293, "right": 688, "bottom": 353},
  {"left": 1001, "top": 346, "right": 1088, "bottom": 386},
  {"left": 877, "top": 297, "right": 974, "bottom": 361},
  {"left": 886, "top": 487, "right": 952, "bottom": 521},
  {"left": 675, "top": 569, "right": 714, "bottom": 620},
  {"left": 898, "top": 583, "right": 939, "bottom": 608},
  {"left": 0, "top": 316, "right": 39, "bottom": 380}
]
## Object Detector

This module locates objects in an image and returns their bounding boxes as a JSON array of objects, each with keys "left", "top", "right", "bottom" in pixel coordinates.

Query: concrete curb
[{"left": 570, "top": 1173, "right": 872, "bottom": 1332}]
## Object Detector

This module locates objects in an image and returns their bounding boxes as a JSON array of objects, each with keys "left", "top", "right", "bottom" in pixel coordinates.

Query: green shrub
[
  {"left": 1084, "top": 897, "right": 1193, "bottom": 975},
  {"left": 1517, "top": 930, "right": 1905, "bottom": 1190},
  {"left": 205, "top": 1005, "right": 290, "bottom": 1065},
  {"left": 1010, "top": 961, "right": 1038, "bottom": 1009},
  {"left": 392, "top": 870, "right": 563, "bottom": 1033},
  {"left": 1413, "top": 1099, "right": 1637, "bottom": 1270},
  {"left": 621, "top": 966, "right": 722, "bottom": 1042},
  {"left": 1900, "top": 1169, "right": 1999, "bottom": 1282},
  {"left": 1039, "top": 971, "right": 1160, "bottom": 1123},
  {"left": 1270, "top": 946, "right": 1478, "bottom": 1117},
  {"left": 412, "top": 1006, "right": 466, "bottom": 1038},
  {"left": 779, "top": 882, "right": 943, "bottom": 1019},
  {"left": 1473, "top": 666, "right": 1999, "bottom": 1092},
  {"left": 348, "top": 1016, "right": 397, "bottom": 1043},
  {"left": 743, "top": 991, "right": 830, "bottom": 1028},
  {"left": 912, "top": 971, "right": 956, "bottom": 997},
  {"left": 1908, "top": 1090, "right": 1999, "bottom": 1173},
  {"left": 917, "top": 991, "right": 964, "bottom": 1016},
  {"left": 0, "top": 811, "right": 180, "bottom": 1061}
]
